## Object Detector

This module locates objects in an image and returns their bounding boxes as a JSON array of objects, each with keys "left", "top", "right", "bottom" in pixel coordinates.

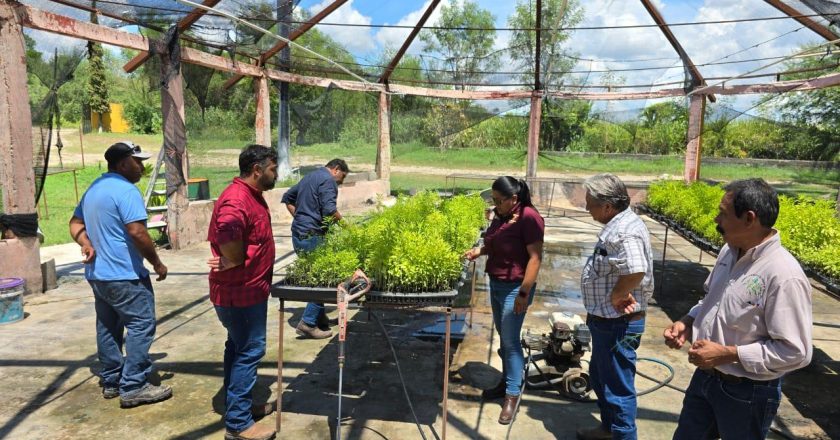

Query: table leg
[
  {"left": 277, "top": 299, "right": 284, "bottom": 433},
  {"left": 468, "top": 261, "right": 477, "bottom": 329},
  {"left": 442, "top": 307, "right": 451, "bottom": 440}
]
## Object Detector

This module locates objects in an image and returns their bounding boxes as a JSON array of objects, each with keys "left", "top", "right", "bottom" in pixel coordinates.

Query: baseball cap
[{"left": 104, "top": 141, "right": 152, "bottom": 165}]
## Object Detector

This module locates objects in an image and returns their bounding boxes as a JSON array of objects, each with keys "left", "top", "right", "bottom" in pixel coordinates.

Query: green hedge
[
  {"left": 285, "top": 192, "right": 486, "bottom": 292},
  {"left": 646, "top": 180, "right": 840, "bottom": 279}
]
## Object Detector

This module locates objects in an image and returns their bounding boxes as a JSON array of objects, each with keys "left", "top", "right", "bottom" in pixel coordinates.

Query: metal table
[{"left": 270, "top": 285, "right": 461, "bottom": 440}]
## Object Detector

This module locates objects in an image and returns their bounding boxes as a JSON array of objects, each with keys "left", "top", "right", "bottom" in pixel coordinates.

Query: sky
[{"left": 22, "top": 0, "right": 837, "bottom": 112}]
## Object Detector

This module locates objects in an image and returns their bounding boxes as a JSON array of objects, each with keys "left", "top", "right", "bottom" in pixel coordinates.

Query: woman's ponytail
[{"left": 517, "top": 178, "right": 532, "bottom": 207}]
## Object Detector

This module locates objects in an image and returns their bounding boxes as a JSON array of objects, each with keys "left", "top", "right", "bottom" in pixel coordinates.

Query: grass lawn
[
  {"left": 33, "top": 165, "right": 285, "bottom": 246},
  {"left": 14, "top": 135, "right": 839, "bottom": 246}
]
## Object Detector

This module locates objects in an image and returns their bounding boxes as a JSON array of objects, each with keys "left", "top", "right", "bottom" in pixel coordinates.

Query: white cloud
[
  {"left": 309, "top": 0, "right": 375, "bottom": 54},
  {"left": 374, "top": 0, "right": 449, "bottom": 53}
]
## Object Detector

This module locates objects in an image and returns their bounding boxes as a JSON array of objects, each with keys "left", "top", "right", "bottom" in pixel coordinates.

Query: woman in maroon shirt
[{"left": 465, "top": 176, "right": 545, "bottom": 425}]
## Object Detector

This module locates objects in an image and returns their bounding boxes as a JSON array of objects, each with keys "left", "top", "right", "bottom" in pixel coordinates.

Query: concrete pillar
[
  {"left": 254, "top": 75, "right": 271, "bottom": 146},
  {"left": 0, "top": 0, "right": 43, "bottom": 294},
  {"left": 526, "top": 93, "right": 542, "bottom": 178},
  {"left": 375, "top": 91, "right": 391, "bottom": 182},
  {"left": 684, "top": 94, "right": 705, "bottom": 183},
  {"left": 159, "top": 51, "right": 189, "bottom": 250}
]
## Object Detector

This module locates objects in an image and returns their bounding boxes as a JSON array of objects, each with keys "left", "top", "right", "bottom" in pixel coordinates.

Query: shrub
[
  {"left": 284, "top": 191, "right": 486, "bottom": 292},
  {"left": 646, "top": 180, "right": 840, "bottom": 281},
  {"left": 124, "top": 98, "right": 162, "bottom": 134}
]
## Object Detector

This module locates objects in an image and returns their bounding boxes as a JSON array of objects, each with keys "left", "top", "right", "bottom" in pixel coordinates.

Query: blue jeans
[
  {"left": 673, "top": 369, "right": 782, "bottom": 440},
  {"left": 587, "top": 315, "right": 645, "bottom": 440},
  {"left": 489, "top": 278, "right": 535, "bottom": 397},
  {"left": 215, "top": 301, "right": 267, "bottom": 432},
  {"left": 88, "top": 277, "right": 156, "bottom": 395},
  {"left": 293, "top": 234, "right": 326, "bottom": 327}
]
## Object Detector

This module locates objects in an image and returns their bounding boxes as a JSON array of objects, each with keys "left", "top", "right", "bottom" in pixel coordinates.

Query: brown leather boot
[
  {"left": 296, "top": 321, "right": 332, "bottom": 339},
  {"left": 498, "top": 394, "right": 519, "bottom": 425},
  {"left": 224, "top": 421, "right": 276, "bottom": 440}
]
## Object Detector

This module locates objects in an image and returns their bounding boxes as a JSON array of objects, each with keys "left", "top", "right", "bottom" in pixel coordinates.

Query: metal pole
[
  {"left": 72, "top": 169, "right": 79, "bottom": 203},
  {"left": 79, "top": 120, "right": 85, "bottom": 168},
  {"left": 276, "top": 299, "right": 284, "bottom": 433},
  {"left": 658, "top": 227, "right": 669, "bottom": 296},
  {"left": 276, "top": 0, "right": 292, "bottom": 180},
  {"left": 42, "top": 188, "right": 49, "bottom": 219},
  {"left": 468, "top": 261, "right": 477, "bottom": 329},
  {"left": 442, "top": 307, "right": 451, "bottom": 440}
]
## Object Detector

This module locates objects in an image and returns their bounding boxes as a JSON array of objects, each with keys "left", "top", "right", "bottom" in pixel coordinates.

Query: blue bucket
[{"left": 0, "top": 278, "right": 25, "bottom": 325}]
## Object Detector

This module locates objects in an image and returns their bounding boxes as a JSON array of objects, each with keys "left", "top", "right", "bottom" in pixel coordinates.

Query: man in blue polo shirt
[
  {"left": 69, "top": 141, "right": 171, "bottom": 408},
  {"left": 281, "top": 158, "right": 348, "bottom": 339}
]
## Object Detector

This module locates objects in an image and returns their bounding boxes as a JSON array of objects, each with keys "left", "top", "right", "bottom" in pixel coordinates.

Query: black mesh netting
[{"left": 29, "top": 46, "right": 86, "bottom": 204}]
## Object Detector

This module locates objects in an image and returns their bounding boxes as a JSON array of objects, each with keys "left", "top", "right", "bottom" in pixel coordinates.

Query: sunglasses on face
[{"left": 492, "top": 197, "right": 510, "bottom": 206}]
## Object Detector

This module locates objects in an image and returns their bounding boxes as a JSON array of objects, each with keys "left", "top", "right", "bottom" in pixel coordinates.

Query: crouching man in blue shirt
[
  {"left": 281, "top": 158, "right": 348, "bottom": 339},
  {"left": 68, "top": 141, "right": 171, "bottom": 408}
]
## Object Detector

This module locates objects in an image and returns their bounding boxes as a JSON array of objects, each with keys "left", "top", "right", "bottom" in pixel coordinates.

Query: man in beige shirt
[{"left": 663, "top": 178, "right": 812, "bottom": 440}]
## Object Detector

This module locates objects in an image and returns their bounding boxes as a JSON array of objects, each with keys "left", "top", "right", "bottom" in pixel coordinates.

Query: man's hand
[
  {"left": 153, "top": 262, "right": 168, "bottom": 281},
  {"left": 514, "top": 294, "right": 529, "bottom": 314},
  {"left": 463, "top": 247, "right": 481, "bottom": 261},
  {"left": 350, "top": 269, "right": 370, "bottom": 286},
  {"left": 207, "top": 255, "right": 239, "bottom": 272},
  {"left": 687, "top": 339, "right": 738, "bottom": 368},
  {"left": 81, "top": 244, "right": 96, "bottom": 264},
  {"left": 663, "top": 319, "right": 692, "bottom": 349},
  {"left": 610, "top": 290, "right": 637, "bottom": 315}
]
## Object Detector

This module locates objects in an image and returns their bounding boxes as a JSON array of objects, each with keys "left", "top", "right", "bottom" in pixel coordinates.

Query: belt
[
  {"left": 699, "top": 368, "right": 779, "bottom": 386},
  {"left": 587, "top": 311, "right": 645, "bottom": 323},
  {"left": 295, "top": 232, "right": 324, "bottom": 240}
]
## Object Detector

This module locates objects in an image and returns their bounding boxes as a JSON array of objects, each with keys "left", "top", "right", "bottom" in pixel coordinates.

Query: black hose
[{"left": 370, "top": 312, "right": 428, "bottom": 440}]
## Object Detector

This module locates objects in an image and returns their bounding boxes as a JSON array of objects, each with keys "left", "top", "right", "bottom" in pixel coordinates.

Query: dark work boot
[
  {"left": 498, "top": 394, "right": 520, "bottom": 425},
  {"left": 120, "top": 383, "right": 172, "bottom": 408}
]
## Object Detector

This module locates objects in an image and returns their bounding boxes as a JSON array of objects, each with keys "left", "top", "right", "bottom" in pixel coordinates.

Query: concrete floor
[{"left": 1, "top": 210, "right": 837, "bottom": 439}]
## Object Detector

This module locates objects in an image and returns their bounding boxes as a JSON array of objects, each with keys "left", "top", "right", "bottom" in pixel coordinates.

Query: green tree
[
  {"left": 420, "top": 0, "right": 500, "bottom": 90},
  {"left": 507, "top": 0, "right": 584, "bottom": 90},
  {"left": 640, "top": 100, "right": 686, "bottom": 128},
  {"left": 540, "top": 99, "right": 591, "bottom": 151},
  {"left": 771, "top": 46, "right": 840, "bottom": 160},
  {"left": 87, "top": 5, "right": 110, "bottom": 132}
]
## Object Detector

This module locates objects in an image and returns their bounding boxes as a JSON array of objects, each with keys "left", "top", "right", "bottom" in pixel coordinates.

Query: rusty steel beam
[
  {"left": 639, "top": 0, "right": 716, "bottom": 102},
  {"left": 223, "top": 0, "right": 348, "bottom": 89},
  {"left": 764, "top": 0, "right": 840, "bottom": 47},
  {"left": 379, "top": 0, "right": 440, "bottom": 84},
  {"left": 123, "top": 0, "right": 221, "bottom": 73},
  {"left": 18, "top": 2, "right": 840, "bottom": 102}
]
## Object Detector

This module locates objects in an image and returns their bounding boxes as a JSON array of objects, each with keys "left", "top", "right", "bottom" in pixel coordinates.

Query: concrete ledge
[
  {"left": 265, "top": 178, "right": 390, "bottom": 222},
  {"left": 0, "top": 237, "right": 43, "bottom": 295},
  {"left": 168, "top": 179, "right": 391, "bottom": 246},
  {"left": 529, "top": 178, "right": 649, "bottom": 210}
]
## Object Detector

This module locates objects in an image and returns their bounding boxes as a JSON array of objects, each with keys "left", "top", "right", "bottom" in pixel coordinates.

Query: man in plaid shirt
[
  {"left": 577, "top": 173, "right": 654, "bottom": 440},
  {"left": 207, "top": 145, "right": 278, "bottom": 440}
]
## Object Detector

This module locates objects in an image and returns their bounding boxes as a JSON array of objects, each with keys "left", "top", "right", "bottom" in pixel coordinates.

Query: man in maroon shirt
[{"left": 207, "top": 145, "right": 277, "bottom": 440}]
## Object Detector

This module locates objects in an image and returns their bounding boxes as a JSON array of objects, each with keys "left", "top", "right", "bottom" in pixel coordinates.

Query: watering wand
[{"left": 336, "top": 270, "right": 371, "bottom": 440}]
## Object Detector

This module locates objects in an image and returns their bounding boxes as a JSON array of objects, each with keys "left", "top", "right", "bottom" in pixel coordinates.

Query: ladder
[{"left": 143, "top": 148, "right": 168, "bottom": 231}]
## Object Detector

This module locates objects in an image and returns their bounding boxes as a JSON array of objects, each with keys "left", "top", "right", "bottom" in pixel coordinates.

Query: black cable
[
  {"left": 370, "top": 312, "right": 428, "bottom": 440},
  {"left": 49, "top": 0, "right": 831, "bottom": 33},
  {"left": 276, "top": 13, "right": 832, "bottom": 32}
]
